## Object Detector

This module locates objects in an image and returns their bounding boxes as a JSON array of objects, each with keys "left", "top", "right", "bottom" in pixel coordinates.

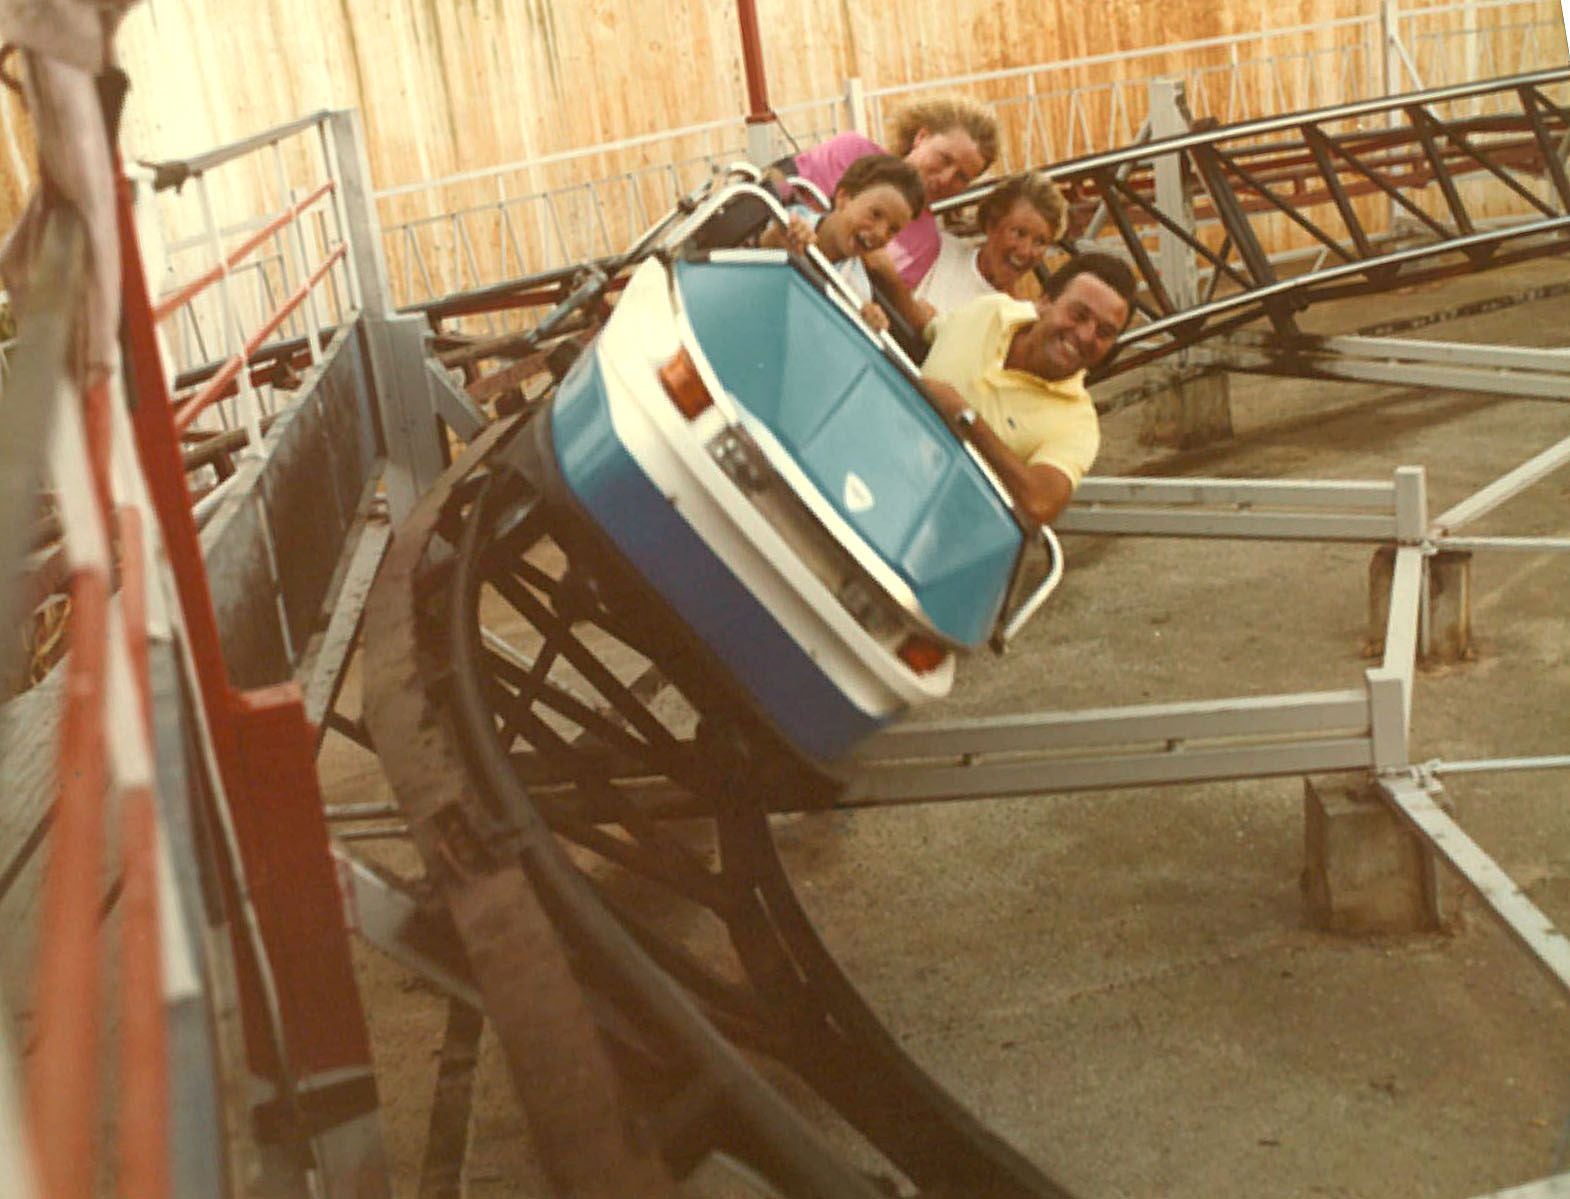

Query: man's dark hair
[
  {"left": 1042, "top": 252, "right": 1138, "bottom": 318},
  {"left": 834, "top": 153, "right": 927, "bottom": 218}
]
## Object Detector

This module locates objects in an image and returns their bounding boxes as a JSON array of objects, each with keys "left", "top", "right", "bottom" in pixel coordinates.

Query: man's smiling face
[{"left": 1023, "top": 272, "right": 1129, "bottom": 380}]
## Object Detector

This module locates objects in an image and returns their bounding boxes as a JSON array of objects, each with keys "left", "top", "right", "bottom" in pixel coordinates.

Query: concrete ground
[{"left": 318, "top": 256, "right": 1570, "bottom": 1198}]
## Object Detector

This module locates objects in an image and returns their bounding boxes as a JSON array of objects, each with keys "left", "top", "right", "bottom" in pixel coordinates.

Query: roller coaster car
[{"left": 493, "top": 180, "right": 1062, "bottom": 766}]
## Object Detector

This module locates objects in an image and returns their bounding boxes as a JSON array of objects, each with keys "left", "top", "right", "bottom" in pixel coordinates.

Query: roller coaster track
[
  {"left": 361, "top": 70, "right": 1570, "bottom": 1198},
  {"left": 400, "top": 69, "right": 1570, "bottom": 385},
  {"left": 1042, "top": 67, "right": 1570, "bottom": 379},
  {"left": 362, "top": 417, "right": 1077, "bottom": 1197}
]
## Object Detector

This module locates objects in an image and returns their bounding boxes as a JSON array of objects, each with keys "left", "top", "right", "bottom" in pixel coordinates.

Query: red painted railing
[
  {"left": 151, "top": 180, "right": 335, "bottom": 324},
  {"left": 173, "top": 242, "right": 346, "bottom": 431},
  {"left": 26, "top": 352, "right": 169, "bottom": 1197}
]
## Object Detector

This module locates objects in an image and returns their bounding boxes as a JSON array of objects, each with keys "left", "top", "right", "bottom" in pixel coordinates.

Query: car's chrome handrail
[
  {"left": 991, "top": 525, "right": 1065, "bottom": 651},
  {"left": 785, "top": 176, "right": 831, "bottom": 212}
]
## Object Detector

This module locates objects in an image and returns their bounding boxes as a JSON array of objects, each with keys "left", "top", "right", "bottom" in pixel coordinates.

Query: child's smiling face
[{"left": 822, "top": 183, "right": 915, "bottom": 260}]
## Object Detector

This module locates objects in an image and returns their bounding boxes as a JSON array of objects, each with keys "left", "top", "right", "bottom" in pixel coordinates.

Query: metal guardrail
[{"left": 139, "top": 113, "right": 363, "bottom": 440}]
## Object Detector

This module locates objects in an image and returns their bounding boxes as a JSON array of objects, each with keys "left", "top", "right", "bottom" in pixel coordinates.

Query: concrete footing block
[
  {"left": 1139, "top": 368, "right": 1233, "bottom": 449},
  {"left": 1427, "top": 549, "right": 1473, "bottom": 662},
  {"left": 1301, "top": 776, "right": 1463, "bottom": 934},
  {"left": 1364, "top": 547, "right": 1473, "bottom": 663}
]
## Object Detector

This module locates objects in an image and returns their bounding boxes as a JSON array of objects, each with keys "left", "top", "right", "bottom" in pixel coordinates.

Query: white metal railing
[
  {"left": 373, "top": 93, "right": 843, "bottom": 329},
  {"left": 861, "top": 13, "right": 1385, "bottom": 167},
  {"left": 141, "top": 112, "right": 362, "bottom": 442},
  {"left": 373, "top": 0, "right": 1567, "bottom": 315}
]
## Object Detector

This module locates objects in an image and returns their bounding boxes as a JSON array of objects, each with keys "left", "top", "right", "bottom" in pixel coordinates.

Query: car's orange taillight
[
  {"left": 897, "top": 634, "right": 948, "bottom": 675},
  {"left": 658, "top": 345, "right": 713, "bottom": 419}
]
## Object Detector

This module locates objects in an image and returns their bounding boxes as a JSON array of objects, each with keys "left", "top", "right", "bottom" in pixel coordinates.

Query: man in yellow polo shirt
[{"left": 921, "top": 252, "right": 1135, "bottom": 527}]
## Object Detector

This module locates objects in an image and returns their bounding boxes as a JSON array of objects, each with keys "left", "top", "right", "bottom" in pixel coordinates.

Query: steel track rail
[{"left": 361, "top": 407, "right": 1086, "bottom": 1195}]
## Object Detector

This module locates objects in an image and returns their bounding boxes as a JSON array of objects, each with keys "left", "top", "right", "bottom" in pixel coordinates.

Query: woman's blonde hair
[
  {"left": 977, "top": 173, "right": 1068, "bottom": 239},
  {"left": 887, "top": 95, "right": 999, "bottom": 167}
]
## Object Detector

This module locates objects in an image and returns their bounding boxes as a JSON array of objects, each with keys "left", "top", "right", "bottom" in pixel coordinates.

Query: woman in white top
[{"left": 908, "top": 173, "right": 1069, "bottom": 326}]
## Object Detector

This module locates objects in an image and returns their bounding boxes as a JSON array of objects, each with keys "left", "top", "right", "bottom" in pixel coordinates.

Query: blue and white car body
[{"left": 532, "top": 183, "right": 1060, "bottom": 764}]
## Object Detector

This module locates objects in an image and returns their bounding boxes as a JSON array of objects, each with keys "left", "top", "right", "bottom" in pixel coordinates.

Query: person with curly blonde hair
[{"left": 767, "top": 94, "right": 999, "bottom": 288}]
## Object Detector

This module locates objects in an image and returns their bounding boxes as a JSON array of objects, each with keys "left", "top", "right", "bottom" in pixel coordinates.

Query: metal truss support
[
  {"left": 1059, "top": 474, "right": 1402, "bottom": 542},
  {"left": 841, "top": 690, "right": 1375, "bottom": 806},
  {"left": 1141, "top": 78, "right": 1237, "bottom": 448},
  {"left": 426, "top": 359, "right": 488, "bottom": 442},
  {"left": 1204, "top": 331, "right": 1570, "bottom": 400},
  {"left": 1033, "top": 68, "right": 1570, "bottom": 383},
  {"left": 1378, "top": 772, "right": 1570, "bottom": 1003}
]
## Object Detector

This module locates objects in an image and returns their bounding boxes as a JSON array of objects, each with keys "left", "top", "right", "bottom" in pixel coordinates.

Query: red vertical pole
[
  {"left": 116, "top": 161, "right": 388, "bottom": 1194},
  {"left": 736, "top": 0, "right": 775, "bottom": 124},
  {"left": 115, "top": 177, "right": 240, "bottom": 771},
  {"left": 27, "top": 567, "right": 109, "bottom": 1199}
]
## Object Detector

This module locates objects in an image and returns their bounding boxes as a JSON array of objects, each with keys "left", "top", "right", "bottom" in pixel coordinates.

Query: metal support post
[
  {"left": 325, "top": 109, "right": 447, "bottom": 522},
  {"left": 273, "top": 143, "right": 323, "bottom": 367},
  {"left": 1148, "top": 78, "right": 1198, "bottom": 314},
  {"left": 1141, "top": 78, "right": 1233, "bottom": 449},
  {"left": 844, "top": 76, "right": 868, "bottom": 137},
  {"left": 746, "top": 119, "right": 778, "bottom": 169},
  {"left": 1364, "top": 471, "right": 1425, "bottom": 688},
  {"left": 1379, "top": 0, "right": 1426, "bottom": 233},
  {"left": 196, "top": 174, "right": 265, "bottom": 450},
  {"left": 1365, "top": 667, "right": 1408, "bottom": 772},
  {"left": 1393, "top": 464, "right": 1427, "bottom": 544},
  {"left": 1380, "top": 0, "right": 1404, "bottom": 100}
]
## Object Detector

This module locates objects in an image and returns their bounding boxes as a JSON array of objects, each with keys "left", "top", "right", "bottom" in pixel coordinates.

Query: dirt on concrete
[{"left": 317, "top": 256, "right": 1570, "bottom": 1199}]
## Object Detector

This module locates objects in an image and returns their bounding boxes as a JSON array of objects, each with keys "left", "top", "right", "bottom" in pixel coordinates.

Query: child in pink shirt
[{"left": 770, "top": 96, "right": 998, "bottom": 289}]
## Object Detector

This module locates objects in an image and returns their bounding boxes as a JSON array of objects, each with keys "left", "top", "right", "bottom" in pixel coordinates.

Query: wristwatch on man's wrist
[{"left": 953, "top": 406, "right": 979, "bottom": 435}]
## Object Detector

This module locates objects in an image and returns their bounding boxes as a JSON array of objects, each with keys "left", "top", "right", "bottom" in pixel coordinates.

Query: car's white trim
[{"left": 595, "top": 259, "right": 953, "bottom": 717}]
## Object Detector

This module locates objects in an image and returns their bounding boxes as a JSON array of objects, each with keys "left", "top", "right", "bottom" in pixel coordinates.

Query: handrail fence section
[{"left": 140, "top": 113, "right": 361, "bottom": 445}]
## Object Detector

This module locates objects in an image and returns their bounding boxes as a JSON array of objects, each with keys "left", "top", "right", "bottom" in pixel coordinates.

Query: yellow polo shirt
[{"left": 921, "top": 294, "right": 1099, "bottom": 489}]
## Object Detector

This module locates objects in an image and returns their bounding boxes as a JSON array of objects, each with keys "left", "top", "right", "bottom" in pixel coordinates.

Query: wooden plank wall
[
  {"left": 2, "top": 2, "right": 1559, "bottom": 202},
  {"left": 111, "top": 0, "right": 1304, "bottom": 189},
  {"left": 0, "top": 1, "right": 1562, "bottom": 299}
]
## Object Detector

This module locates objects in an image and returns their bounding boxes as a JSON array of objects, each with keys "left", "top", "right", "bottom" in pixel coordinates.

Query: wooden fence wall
[
  {"left": 0, "top": 0, "right": 1563, "bottom": 315},
  {"left": 104, "top": 0, "right": 1371, "bottom": 196},
  {"left": 1, "top": 1, "right": 1561, "bottom": 216}
]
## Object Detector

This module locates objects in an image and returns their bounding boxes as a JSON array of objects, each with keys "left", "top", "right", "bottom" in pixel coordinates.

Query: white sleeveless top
[{"left": 913, "top": 233, "right": 996, "bottom": 316}]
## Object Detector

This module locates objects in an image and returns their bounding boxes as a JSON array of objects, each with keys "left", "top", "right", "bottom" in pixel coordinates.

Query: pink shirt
[{"left": 791, "top": 131, "right": 940, "bottom": 289}]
